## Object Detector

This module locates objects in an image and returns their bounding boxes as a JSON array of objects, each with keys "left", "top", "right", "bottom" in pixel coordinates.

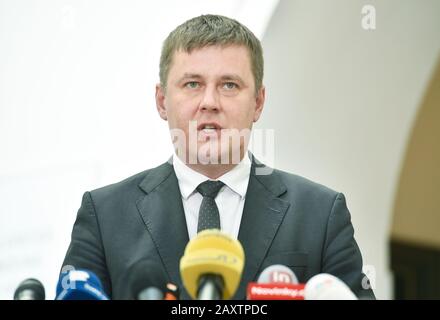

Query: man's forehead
[{"left": 169, "top": 45, "right": 252, "bottom": 77}]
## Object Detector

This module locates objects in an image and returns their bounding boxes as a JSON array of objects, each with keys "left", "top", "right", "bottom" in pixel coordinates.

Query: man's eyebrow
[
  {"left": 220, "top": 74, "right": 245, "bottom": 85},
  {"left": 177, "top": 73, "right": 203, "bottom": 83}
]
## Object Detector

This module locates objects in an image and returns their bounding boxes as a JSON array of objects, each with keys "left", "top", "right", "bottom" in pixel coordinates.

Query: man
[{"left": 61, "top": 14, "right": 375, "bottom": 299}]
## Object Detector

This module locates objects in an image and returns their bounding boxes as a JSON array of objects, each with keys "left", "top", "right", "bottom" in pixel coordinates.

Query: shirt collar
[{"left": 172, "top": 153, "right": 251, "bottom": 200}]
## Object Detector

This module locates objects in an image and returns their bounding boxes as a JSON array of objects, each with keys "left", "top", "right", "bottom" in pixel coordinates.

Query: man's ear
[
  {"left": 155, "top": 84, "right": 168, "bottom": 121},
  {"left": 253, "top": 85, "right": 266, "bottom": 122}
]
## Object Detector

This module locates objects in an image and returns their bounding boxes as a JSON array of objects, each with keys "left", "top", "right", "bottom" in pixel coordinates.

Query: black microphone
[
  {"left": 14, "top": 278, "right": 45, "bottom": 300},
  {"left": 197, "top": 274, "right": 225, "bottom": 300},
  {"left": 124, "top": 259, "right": 168, "bottom": 300}
]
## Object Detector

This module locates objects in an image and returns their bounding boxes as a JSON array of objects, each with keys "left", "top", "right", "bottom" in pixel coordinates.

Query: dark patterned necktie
[{"left": 196, "top": 180, "right": 225, "bottom": 233}]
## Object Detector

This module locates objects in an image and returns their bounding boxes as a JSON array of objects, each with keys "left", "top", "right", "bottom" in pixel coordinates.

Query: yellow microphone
[{"left": 180, "top": 229, "right": 245, "bottom": 300}]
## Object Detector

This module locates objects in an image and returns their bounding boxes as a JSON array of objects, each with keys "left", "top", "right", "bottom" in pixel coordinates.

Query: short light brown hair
[{"left": 159, "top": 14, "right": 264, "bottom": 93}]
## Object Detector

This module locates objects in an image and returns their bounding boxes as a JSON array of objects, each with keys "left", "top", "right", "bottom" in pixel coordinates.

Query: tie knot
[{"left": 196, "top": 180, "right": 225, "bottom": 198}]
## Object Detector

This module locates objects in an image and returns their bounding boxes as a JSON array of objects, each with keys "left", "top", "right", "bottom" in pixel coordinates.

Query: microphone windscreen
[
  {"left": 257, "top": 264, "right": 299, "bottom": 284},
  {"left": 304, "top": 273, "right": 357, "bottom": 300},
  {"left": 180, "top": 229, "right": 245, "bottom": 300},
  {"left": 14, "top": 278, "right": 45, "bottom": 300},
  {"left": 55, "top": 269, "right": 109, "bottom": 300}
]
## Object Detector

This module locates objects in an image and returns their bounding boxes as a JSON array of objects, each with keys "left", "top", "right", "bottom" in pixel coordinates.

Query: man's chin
[{"left": 186, "top": 148, "right": 244, "bottom": 166}]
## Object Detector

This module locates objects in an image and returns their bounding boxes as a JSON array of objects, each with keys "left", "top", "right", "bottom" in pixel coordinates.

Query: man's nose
[{"left": 199, "top": 85, "right": 220, "bottom": 112}]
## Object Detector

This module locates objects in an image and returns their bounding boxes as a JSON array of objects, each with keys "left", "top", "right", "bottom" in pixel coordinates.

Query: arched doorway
[{"left": 391, "top": 57, "right": 440, "bottom": 299}]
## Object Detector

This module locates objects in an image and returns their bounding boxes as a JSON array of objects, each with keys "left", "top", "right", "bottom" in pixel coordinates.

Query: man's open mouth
[{"left": 197, "top": 123, "right": 222, "bottom": 137}]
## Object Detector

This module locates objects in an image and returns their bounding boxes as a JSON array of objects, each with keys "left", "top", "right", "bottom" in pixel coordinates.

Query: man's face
[{"left": 156, "top": 44, "right": 265, "bottom": 165}]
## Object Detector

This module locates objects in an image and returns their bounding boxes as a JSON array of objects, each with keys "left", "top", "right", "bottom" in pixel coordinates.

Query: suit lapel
[
  {"left": 136, "top": 161, "right": 189, "bottom": 287},
  {"left": 234, "top": 156, "right": 290, "bottom": 299},
  {"left": 135, "top": 155, "right": 291, "bottom": 300}
]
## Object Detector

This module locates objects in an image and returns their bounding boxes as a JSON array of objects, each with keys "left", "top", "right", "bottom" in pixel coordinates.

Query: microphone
[
  {"left": 304, "top": 273, "right": 357, "bottom": 300},
  {"left": 164, "top": 283, "right": 180, "bottom": 300},
  {"left": 55, "top": 269, "right": 109, "bottom": 300},
  {"left": 124, "top": 259, "right": 168, "bottom": 300},
  {"left": 247, "top": 264, "right": 305, "bottom": 300},
  {"left": 14, "top": 278, "right": 45, "bottom": 300},
  {"left": 180, "top": 229, "right": 245, "bottom": 300},
  {"left": 257, "top": 264, "right": 299, "bottom": 284}
]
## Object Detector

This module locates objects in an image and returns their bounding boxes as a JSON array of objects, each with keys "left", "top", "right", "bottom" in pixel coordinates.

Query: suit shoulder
[
  {"left": 88, "top": 162, "right": 168, "bottom": 203},
  {"left": 274, "top": 168, "right": 339, "bottom": 200},
  {"left": 271, "top": 169, "right": 344, "bottom": 224}
]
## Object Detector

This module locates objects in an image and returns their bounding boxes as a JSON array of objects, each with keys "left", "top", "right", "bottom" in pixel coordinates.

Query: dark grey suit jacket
[{"left": 62, "top": 155, "right": 375, "bottom": 300}]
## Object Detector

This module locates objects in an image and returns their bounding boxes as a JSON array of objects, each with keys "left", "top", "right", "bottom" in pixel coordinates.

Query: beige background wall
[{"left": 391, "top": 59, "right": 440, "bottom": 249}]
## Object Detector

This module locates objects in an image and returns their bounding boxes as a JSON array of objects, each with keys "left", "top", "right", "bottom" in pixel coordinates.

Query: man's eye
[
  {"left": 185, "top": 81, "right": 200, "bottom": 89},
  {"left": 223, "top": 82, "right": 238, "bottom": 90}
]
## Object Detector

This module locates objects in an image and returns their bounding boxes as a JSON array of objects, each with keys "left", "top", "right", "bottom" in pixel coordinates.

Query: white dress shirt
[{"left": 172, "top": 153, "right": 251, "bottom": 240}]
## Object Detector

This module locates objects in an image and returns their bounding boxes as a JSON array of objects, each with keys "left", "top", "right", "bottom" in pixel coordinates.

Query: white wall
[
  {"left": 256, "top": 0, "right": 440, "bottom": 299},
  {"left": 0, "top": 0, "right": 279, "bottom": 299}
]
